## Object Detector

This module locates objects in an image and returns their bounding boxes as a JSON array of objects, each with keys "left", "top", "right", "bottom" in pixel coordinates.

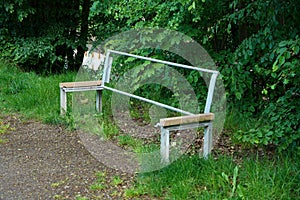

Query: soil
[
  {"left": 0, "top": 115, "right": 138, "bottom": 200},
  {"left": 0, "top": 114, "right": 274, "bottom": 200}
]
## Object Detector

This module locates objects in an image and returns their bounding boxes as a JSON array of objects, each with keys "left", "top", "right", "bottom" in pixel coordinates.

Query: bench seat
[
  {"left": 60, "top": 80, "right": 102, "bottom": 88},
  {"left": 160, "top": 113, "right": 214, "bottom": 127}
]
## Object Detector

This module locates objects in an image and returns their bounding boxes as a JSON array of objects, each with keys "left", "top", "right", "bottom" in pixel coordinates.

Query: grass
[
  {"left": 126, "top": 153, "right": 300, "bottom": 199},
  {"left": 1, "top": 62, "right": 299, "bottom": 199},
  {"left": 0, "top": 62, "right": 76, "bottom": 123}
]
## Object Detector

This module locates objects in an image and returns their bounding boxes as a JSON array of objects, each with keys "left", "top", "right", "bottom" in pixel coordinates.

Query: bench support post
[
  {"left": 160, "top": 127, "right": 170, "bottom": 163},
  {"left": 60, "top": 88, "right": 67, "bottom": 115},
  {"left": 203, "top": 123, "right": 213, "bottom": 158},
  {"left": 96, "top": 89, "right": 103, "bottom": 112}
]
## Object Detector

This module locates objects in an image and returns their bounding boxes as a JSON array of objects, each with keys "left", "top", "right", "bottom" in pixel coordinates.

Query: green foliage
[
  {"left": 12, "top": 37, "right": 63, "bottom": 73},
  {"left": 206, "top": 0, "right": 300, "bottom": 150},
  {"left": 1, "top": 0, "right": 300, "bottom": 151},
  {"left": 0, "top": 0, "right": 90, "bottom": 73},
  {"left": 235, "top": 37, "right": 300, "bottom": 151}
]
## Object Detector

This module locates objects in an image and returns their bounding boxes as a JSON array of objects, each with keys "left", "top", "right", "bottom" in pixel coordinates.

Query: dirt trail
[{"left": 0, "top": 115, "right": 135, "bottom": 200}]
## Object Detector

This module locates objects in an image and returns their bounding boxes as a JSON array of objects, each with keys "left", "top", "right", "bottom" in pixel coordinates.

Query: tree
[{"left": 0, "top": 0, "right": 91, "bottom": 73}]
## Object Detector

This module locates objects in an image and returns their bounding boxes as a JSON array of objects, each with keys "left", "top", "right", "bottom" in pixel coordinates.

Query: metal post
[
  {"left": 60, "top": 88, "right": 67, "bottom": 115},
  {"left": 204, "top": 72, "right": 218, "bottom": 113},
  {"left": 160, "top": 127, "right": 170, "bottom": 163},
  {"left": 203, "top": 123, "right": 213, "bottom": 158},
  {"left": 96, "top": 89, "right": 103, "bottom": 112}
]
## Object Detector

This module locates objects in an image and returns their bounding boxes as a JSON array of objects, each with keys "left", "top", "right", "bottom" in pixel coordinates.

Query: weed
[
  {"left": 53, "top": 194, "right": 66, "bottom": 200},
  {"left": 112, "top": 175, "right": 123, "bottom": 186},
  {"left": 89, "top": 183, "right": 106, "bottom": 191},
  {"left": 220, "top": 166, "right": 239, "bottom": 198},
  {"left": 0, "top": 138, "right": 8, "bottom": 144},
  {"left": 0, "top": 121, "right": 10, "bottom": 134},
  {"left": 88, "top": 171, "right": 107, "bottom": 191},
  {"left": 75, "top": 195, "right": 89, "bottom": 200},
  {"left": 110, "top": 190, "right": 120, "bottom": 197},
  {"left": 51, "top": 178, "right": 68, "bottom": 187},
  {"left": 124, "top": 185, "right": 147, "bottom": 198},
  {"left": 0, "top": 118, "right": 11, "bottom": 144},
  {"left": 95, "top": 171, "right": 106, "bottom": 180},
  {"left": 117, "top": 135, "right": 142, "bottom": 148}
]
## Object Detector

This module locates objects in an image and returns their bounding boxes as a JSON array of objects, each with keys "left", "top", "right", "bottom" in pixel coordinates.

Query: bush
[{"left": 235, "top": 37, "right": 300, "bottom": 152}]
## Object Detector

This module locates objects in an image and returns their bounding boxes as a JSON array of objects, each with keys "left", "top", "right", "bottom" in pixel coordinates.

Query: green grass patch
[
  {"left": 127, "top": 154, "right": 300, "bottom": 199},
  {"left": 112, "top": 175, "right": 123, "bottom": 186},
  {"left": 89, "top": 182, "right": 106, "bottom": 191},
  {"left": 0, "top": 62, "right": 76, "bottom": 123},
  {"left": 89, "top": 171, "right": 107, "bottom": 191}
]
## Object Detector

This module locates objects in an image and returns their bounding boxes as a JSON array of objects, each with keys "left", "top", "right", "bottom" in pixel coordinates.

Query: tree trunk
[{"left": 73, "top": 0, "right": 91, "bottom": 71}]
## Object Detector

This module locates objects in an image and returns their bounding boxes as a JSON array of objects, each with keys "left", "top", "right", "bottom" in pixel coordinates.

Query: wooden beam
[
  {"left": 160, "top": 113, "right": 214, "bottom": 127},
  {"left": 60, "top": 80, "right": 102, "bottom": 88}
]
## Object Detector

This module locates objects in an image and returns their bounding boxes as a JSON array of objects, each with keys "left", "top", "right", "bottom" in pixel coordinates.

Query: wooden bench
[{"left": 59, "top": 80, "right": 103, "bottom": 115}]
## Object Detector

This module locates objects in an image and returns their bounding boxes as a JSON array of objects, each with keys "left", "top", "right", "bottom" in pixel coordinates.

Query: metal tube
[
  {"left": 103, "top": 85, "right": 194, "bottom": 116},
  {"left": 108, "top": 49, "right": 219, "bottom": 74},
  {"left": 204, "top": 73, "right": 218, "bottom": 113}
]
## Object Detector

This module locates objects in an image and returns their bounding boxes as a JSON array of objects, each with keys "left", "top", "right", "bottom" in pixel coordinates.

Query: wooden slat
[
  {"left": 160, "top": 113, "right": 214, "bottom": 127},
  {"left": 60, "top": 80, "right": 102, "bottom": 88}
]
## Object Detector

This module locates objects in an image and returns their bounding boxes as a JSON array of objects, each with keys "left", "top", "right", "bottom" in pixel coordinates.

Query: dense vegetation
[{"left": 1, "top": 0, "right": 299, "bottom": 152}]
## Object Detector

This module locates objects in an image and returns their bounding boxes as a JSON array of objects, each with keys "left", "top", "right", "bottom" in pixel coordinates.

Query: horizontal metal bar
[
  {"left": 63, "top": 86, "right": 103, "bottom": 92},
  {"left": 103, "top": 85, "right": 194, "bottom": 116},
  {"left": 108, "top": 49, "right": 219, "bottom": 74},
  {"left": 163, "top": 122, "right": 211, "bottom": 131}
]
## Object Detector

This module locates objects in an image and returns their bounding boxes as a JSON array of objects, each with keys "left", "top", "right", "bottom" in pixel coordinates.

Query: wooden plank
[
  {"left": 160, "top": 113, "right": 214, "bottom": 127},
  {"left": 60, "top": 80, "right": 102, "bottom": 88}
]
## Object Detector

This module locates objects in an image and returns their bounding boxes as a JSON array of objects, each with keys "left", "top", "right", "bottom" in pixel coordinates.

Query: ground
[
  {"left": 0, "top": 115, "right": 138, "bottom": 200},
  {"left": 0, "top": 114, "right": 272, "bottom": 200}
]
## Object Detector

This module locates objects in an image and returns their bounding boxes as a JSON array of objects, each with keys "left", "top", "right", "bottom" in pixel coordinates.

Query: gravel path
[{"left": 0, "top": 115, "right": 136, "bottom": 200}]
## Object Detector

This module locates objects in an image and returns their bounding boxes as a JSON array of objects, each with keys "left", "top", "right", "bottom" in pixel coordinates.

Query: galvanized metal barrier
[{"left": 59, "top": 49, "right": 219, "bottom": 163}]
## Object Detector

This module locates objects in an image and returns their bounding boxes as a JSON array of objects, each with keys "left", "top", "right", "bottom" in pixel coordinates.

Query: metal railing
[{"left": 102, "top": 49, "right": 219, "bottom": 115}]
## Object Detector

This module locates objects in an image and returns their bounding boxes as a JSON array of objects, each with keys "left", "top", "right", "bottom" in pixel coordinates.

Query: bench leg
[
  {"left": 96, "top": 89, "right": 103, "bottom": 112},
  {"left": 60, "top": 88, "right": 67, "bottom": 115},
  {"left": 203, "top": 123, "right": 213, "bottom": 158},
  {"left": 161, "top": 127, "right": 170, "bottom": 163}
]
